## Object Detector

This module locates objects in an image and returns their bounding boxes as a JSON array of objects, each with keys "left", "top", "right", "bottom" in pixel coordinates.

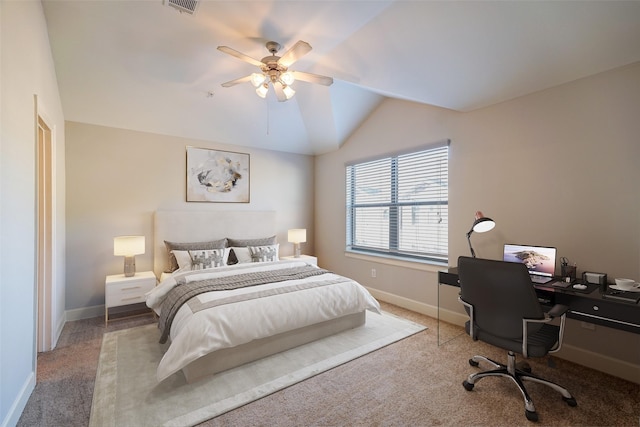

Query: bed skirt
[{"left": 182, "top": 311, "right": 366, "bottom": 383}]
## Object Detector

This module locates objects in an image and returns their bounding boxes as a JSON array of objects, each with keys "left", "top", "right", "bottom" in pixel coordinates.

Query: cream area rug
[{"left": 89, "top": 311, "right": 426, "bottom": 427}]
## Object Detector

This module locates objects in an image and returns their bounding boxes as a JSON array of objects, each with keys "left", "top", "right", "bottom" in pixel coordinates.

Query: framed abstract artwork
[{"left": 186, "top": 146, "right": 250, "bottom": 203}]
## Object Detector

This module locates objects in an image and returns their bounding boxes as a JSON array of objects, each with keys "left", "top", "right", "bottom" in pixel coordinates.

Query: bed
[{"left": 147, "top": 210, "right": 381, "bottom": 383}]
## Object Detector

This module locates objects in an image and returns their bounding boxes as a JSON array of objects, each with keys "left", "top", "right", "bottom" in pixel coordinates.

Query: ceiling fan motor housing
[{"left": 265, "top": 41, "right": 281, "bottom": 54}]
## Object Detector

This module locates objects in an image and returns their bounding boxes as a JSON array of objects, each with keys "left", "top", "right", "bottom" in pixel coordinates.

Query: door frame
[{"left": 35, "top": 97, "right": 56, "bottom": 353}]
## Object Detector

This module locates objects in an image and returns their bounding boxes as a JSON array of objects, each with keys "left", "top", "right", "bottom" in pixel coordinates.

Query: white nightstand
[
  {"left": 281, "top": 255, "right": 318, "bottom": 266},
  {"left": 105, "top": 270, "right": 157, "bottom": 324}
]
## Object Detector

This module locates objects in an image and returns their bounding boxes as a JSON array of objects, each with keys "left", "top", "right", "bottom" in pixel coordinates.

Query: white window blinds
[{"left": 346, "top": 142, "right": 449, "bottom": 263}]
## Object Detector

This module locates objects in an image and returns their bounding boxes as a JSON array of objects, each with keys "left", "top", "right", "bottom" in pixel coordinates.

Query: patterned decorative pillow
[
  {"left": 249, "top": 244, "right": 279, "bottom": 262},
  {"left": 172, "top": 248, "right": 230, "bottom": 270},
  {"left": 164, "top": 238, "right": 227, "bottom": 272},
  {"left": 227, "top": 236, "right": 277, "bottom": 264},
  {"left": 189, "top": 248, "right": 230, "bottom": 270},
  {"left": 230, "top": 244, "right": 279, "bottom": 263}
]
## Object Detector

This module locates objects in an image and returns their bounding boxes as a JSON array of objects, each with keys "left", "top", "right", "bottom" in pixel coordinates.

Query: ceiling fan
[{"left": 217, "top": 40, "right": 333, "bottom": 102}]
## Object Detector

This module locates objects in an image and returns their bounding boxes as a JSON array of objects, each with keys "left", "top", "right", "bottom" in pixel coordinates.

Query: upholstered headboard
[{"left": 153, "top": 210, "right": 277, "bottom": 278}]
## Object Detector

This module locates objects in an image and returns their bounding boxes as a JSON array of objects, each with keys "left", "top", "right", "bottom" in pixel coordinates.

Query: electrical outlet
[
  {"left": 580, "top": 321, "right": 596, "bottom": 330},
  {"left": 371, "top": 268, "right": 376, "bottom": 278}
]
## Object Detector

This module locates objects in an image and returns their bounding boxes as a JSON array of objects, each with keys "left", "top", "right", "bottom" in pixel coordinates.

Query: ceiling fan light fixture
[
  {"left": 219, "top": 40, "right": 333, "bottom": 103},
  {"left": 250, "top": 72, "right": 266, "bottom": 88},
  {"left": 282, "top": 85, "right": 295, "bottom": 100},
  {"left": 280, "top": 71, "right": 295, "bottom": 86},
  {"left": 256, "top": 84, "right": 268, "bottom": 98}
]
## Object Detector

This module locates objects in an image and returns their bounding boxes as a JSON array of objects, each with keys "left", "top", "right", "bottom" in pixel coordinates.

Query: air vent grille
[{"left": 166, "top": 0, "right": 198, "bottom": 15}]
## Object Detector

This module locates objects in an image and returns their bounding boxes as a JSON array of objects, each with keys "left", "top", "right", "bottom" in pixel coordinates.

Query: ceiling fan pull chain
[{"left": 266, "top": 99, "right": 270, "bottom": 136}]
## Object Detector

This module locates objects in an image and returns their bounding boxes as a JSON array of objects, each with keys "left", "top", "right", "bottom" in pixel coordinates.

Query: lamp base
[
  {"left": 123, "top": 256, "right": 136, "bottom": 277},
  {"left": 293, "top": 243, "right": 301, "bottom": 258}
]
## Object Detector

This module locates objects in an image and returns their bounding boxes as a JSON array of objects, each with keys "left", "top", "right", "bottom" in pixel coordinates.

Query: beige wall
[
  {"left": 315, "top": 62, "right": 640, "bottom": 380},
  {"left": 0, "top": 1, "right": 66, "bottom": 425},
  {"left": 65, "top": 122, "right": 314, "bottom": 313}
]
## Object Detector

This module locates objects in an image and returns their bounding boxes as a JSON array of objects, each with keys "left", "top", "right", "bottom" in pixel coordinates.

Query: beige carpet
[{"left": 89, "top": 311, "right": 425, "bottom": 427}]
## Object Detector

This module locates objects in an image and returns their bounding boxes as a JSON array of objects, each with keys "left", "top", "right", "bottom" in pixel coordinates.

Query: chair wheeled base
[{"left": 462, "top": 351, "right": 577, "bottom": 422}]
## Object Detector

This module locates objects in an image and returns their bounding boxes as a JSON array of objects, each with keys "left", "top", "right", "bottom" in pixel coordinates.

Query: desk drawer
[
  {"left": 561, "top": 294, "right": 640, "bottom": 333},
  {"left": 106, "top": 280, "right": 155, "bottom": 308},
  {"left": 438, "top": 271, "right": 460, "bottom": 287}
]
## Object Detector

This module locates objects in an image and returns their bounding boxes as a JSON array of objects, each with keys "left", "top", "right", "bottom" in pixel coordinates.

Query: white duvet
[{"left": 146, "top": 260, "right": 381, "bottom": 381}]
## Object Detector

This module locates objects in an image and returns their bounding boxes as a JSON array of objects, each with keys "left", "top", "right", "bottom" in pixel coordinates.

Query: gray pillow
[
  {"left": 227, "top": 236, "right": 277, "bottom": 247},
  {"left": 227, "top": 236, "right": 277, "bottom": 264},
  {"left": 164, "top": 238, "right": 227, "bottom": 272}
]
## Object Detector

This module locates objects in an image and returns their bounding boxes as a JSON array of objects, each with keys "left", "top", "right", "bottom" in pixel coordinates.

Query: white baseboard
[
  {"left": 367, "top": 286, "right": 639, "bottom": 385},
  {"left": 65, "top": 304, "right": 104, "bottom": 321},
  {"left": 366, "top": 287, "right": 438, "bottom": 319},
  {"left": 53, "top": 312, "right": 66, "bottom": 349},
  {"left": 1, "top": 372, "right": 35, "bottom": 427},
  {"left": 366, "top": 287, "right": 468, "bottom": 326},
  {"left": 555, "top": 344, "right": 640, "bottom": 384}
]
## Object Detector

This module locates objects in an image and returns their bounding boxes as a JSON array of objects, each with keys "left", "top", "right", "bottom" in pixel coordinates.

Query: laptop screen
[{"left": 503, "top": 244, "right": 557, "bottom": 278}]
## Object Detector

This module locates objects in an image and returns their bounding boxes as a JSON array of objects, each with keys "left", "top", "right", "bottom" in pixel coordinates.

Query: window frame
[{"left": 345, "top": 140, "right": 449, "bottom": 265}]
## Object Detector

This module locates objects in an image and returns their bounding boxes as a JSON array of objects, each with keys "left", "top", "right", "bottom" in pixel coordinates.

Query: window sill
[{"left": 344, "top": 250, "right": 447, "bottom": 273}]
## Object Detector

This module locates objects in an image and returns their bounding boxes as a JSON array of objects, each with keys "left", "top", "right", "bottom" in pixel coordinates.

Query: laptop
[{"left": 503, "top": 244, "right": 557, "bottom": 285}]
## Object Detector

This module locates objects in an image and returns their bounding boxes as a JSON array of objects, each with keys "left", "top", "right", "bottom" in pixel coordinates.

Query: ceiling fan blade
[
  {"left": 277, "top": 40, "right": 312, "bottom": 68},
  {"left": 221, "top": 75, "right": 252, "bottom": 88},
  {"left": 217, "top": 46, "right": 264, "bottom": 68},
  {"left": 273, "top": 81, "right": 287, "bottom": 102},
  {"left": 292, "top": 71, "right": 333, "bottom": 86}
]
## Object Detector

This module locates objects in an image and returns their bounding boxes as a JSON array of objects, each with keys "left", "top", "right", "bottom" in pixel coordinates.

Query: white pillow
[
  {"left": 230, "top": 247, "right": 252, "bottom": 264},
  {"left": 171, "top": 250, "right": 193, "bottom": 270}
]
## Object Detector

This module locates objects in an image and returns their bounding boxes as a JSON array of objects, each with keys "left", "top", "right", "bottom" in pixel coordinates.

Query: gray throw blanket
[{"left": 158, "top": 265, "right": 330, "bottom": 344}]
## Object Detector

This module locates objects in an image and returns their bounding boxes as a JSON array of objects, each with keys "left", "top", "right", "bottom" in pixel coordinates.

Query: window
[{"left": 346, "top": 141, "right": 449, "bottom": 264}]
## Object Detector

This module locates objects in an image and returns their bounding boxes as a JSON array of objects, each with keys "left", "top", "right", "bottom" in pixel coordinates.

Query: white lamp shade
[
  {"left": 256, "top": 84, "right": 268, "bottom": 98},
  {"left": 288, "top": 229, "right": 307, "bottom": 243},
  {"left": 114, "top": 236, "right": 145, "bottom": 256},
  {"left": 280, "top": 72, "right": 295, "bottom": 86},
  {"left": 282, "top": 85, "right": 295, "bottom": 100},
  {"left": 250, "top": 72, "right": 266, "bottom": 88}
]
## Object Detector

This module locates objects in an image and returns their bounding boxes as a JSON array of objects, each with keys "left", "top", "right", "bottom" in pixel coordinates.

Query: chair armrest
[
  {"left": 522, "top": 304, "right": 568, "bottom": 357},
  {"left": 547, "top": 304, "right": 569, "bottom": 319},
  {"left": 458, "top": 296, "right": 475, "bottom": 340}
]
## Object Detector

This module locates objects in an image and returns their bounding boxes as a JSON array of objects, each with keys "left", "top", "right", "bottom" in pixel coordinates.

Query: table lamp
[
  {"left": 288, "top": 229, "right": 306, "bottom": 258},
  {"left": 114, "top": 235, "right": 145, "bottom": 277},
  {"left": 466, "top": 211, "right": 495, "bottom": 258}
]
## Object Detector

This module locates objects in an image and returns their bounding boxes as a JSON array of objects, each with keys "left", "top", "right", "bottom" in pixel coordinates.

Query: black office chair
[{"left": 457, "top": 256, "right": 577, "bottom": 422}]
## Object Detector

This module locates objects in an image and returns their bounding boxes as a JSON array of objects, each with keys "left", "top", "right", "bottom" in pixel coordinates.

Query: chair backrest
[{"left": 458, "top": 256, "right": 545, "bottom": 340}]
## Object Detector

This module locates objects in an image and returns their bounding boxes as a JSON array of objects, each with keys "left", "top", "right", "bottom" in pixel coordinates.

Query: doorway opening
[{"left": 37, "top": 114, "right": 53, "bottom": 352}]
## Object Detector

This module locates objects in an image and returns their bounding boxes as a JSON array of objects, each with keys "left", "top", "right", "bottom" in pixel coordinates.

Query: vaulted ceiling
[{"left": 42, "top": 1, "right": 640, "bottom": 155}]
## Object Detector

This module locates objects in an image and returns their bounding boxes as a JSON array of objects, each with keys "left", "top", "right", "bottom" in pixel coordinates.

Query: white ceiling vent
[{"left": 165, "top": 0, "right": 199, "bottom": 15}]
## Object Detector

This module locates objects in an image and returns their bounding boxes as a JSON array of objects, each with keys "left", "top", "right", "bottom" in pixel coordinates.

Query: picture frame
[{"left": 186, "top": 146, "right": 250, "bottom": 203}]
